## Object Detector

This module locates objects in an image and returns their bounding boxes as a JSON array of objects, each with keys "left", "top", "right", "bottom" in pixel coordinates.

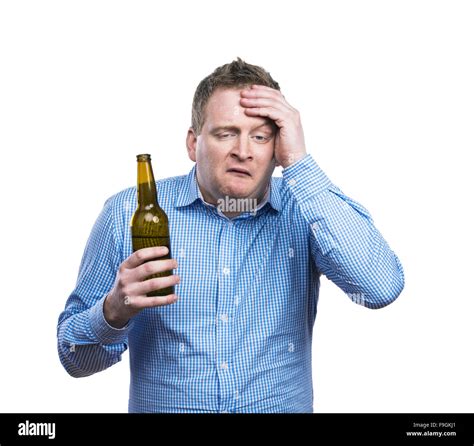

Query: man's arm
[
  {"left": 57, "top": 196, "right": 180, "bottom": 377},
  {"left": 57, "top": 197, "right": 130, "bottom": 377},
  {"left": 284, "top": 155, "right": 404, "bottom": 308},
  {"left": 241, "top": 85, "right": 404, "bottom": 307}
]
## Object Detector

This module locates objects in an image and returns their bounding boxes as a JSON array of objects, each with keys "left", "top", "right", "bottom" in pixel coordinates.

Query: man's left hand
[{"left": 240, "top": 85, "right": 307, "bottom": 168}]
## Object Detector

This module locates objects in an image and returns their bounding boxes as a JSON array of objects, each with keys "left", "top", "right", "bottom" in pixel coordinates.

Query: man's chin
[
  {"left": 220, "top": 176, "right": 270, "bottom": 201},
  {"left": 218, "top": 183, "right": 254, "bottom": 199},
  {"left": 222, "top": 190, "right": 252, "bottom": 199}
]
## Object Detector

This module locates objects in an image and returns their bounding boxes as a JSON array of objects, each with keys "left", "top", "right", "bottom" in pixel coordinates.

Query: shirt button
[
  {"left": 222, "top": 267, "right": 230, "bottom": 275},
  {"left": 220, "top": 410, "right": 229, "bottom": 413},
  {"left": 220, "top": 313, "right": 229, "bottom": 323},
  {"left": 288, "top": 178, "right": 297, "bottom": 186},
  {"left": 220, "top": 361, "right": 228, "bottom": 370},
  {"left": 234, "top": 296, "right": 241, "bottom": 306}
]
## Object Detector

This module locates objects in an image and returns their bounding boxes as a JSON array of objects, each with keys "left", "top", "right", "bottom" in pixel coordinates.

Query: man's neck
[{"left": 196, "top": 180, "right": 270, "bottom": 219}]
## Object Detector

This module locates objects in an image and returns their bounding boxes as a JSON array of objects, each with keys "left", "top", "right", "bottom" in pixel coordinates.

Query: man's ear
[{"left": 186, "top": 127, "right": 198, "bottom": 162}]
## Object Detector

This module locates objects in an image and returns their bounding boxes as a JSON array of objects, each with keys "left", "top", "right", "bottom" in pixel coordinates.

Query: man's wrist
[
  {"left": 89, "top": 294, "right": 132, "bottom": 345},
  {"left": 280, "top": 151, "right": 307, "bottom": 168},
  {"left": 104, "top": 294, "right": 130, "bottom": 329}
]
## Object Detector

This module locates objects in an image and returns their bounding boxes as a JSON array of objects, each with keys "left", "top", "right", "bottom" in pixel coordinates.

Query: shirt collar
[{"left": 175, "top": 165, "right": 281, "bottom": 213}]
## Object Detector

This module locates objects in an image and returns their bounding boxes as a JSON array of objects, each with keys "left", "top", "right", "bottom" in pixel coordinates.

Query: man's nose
[{"left": 231, "top": 135, "right": 253, "bottom": 161}]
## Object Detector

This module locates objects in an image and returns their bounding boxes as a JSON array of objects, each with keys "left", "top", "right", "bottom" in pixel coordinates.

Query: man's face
[{"left": 187, "top": 88, "right": 277, "bottom": 204}]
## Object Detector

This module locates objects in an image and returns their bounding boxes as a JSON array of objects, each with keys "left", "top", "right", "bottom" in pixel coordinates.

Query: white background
[{"left": 0, "top": 0, "right": 473, "bottom": 413}]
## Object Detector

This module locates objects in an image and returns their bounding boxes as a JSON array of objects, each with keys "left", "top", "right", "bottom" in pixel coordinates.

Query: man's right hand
[{"left": 104, "top": 246, "right": 180, "bottom": 328}]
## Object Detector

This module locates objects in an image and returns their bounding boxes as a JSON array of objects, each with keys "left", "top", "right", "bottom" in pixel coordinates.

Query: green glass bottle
[{"left": 130, "top": 154, "right": 174, "bottom": 296}]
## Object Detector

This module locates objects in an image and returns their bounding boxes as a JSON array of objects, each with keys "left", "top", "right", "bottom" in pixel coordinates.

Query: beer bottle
[{"left": 130, "top": 154, "right": 174, "bottom": 296}]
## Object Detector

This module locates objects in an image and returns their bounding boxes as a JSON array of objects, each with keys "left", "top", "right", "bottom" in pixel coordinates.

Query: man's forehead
[
  {"left": 205, "top": 89, "right": 274, "bottom": 129},
  {"left": 206, "top": 89, "right": 244, "bottom": 114}
]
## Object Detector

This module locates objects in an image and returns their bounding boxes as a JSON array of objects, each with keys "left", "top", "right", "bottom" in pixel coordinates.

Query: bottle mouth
[{"left": 137, "top": 154, "right": 151, "bottom": 162}]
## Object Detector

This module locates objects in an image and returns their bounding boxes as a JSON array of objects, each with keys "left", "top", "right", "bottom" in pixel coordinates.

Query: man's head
[
  {"left": 191, "top": 58, "right": 280, "bottom": 135},
  {"left": 186, "top": 58, "right": 281, "bottom": 208}
]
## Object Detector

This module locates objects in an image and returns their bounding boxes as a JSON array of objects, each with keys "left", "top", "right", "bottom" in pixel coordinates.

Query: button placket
[{"left": 216, "top": 219, "right": 237, "bottom": 412}]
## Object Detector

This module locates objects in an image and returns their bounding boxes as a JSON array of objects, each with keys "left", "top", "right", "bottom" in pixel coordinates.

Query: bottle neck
[{"left": 137, "top": 160, "right": 157, "bottom": 206}]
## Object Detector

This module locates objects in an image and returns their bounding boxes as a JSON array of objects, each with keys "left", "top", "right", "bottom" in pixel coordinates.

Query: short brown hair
[{"left": 191, "top": 57, "right": 280, "bottom": 134}]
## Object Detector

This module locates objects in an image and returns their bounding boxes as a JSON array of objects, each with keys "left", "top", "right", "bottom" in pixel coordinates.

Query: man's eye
[
  {"left": 252, "top": 135, "right": 271, "bottom": 143},
  {"left": 218, "top": 133, "right": 236, "bottom": 139}
]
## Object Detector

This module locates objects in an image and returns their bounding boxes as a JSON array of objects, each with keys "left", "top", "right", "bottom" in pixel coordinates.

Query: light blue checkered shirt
[{"left": 57, "top": 155, "right": 404, "bottom": 413}]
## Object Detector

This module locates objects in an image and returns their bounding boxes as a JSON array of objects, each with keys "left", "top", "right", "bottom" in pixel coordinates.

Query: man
[{"left": 57, "top": 58, "right": 404, "bottom": 413}]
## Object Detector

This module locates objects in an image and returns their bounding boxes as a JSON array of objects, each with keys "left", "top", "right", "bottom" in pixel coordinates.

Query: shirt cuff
[
  {"left": 89, "top": 295, "right": 133, "bottom": 345},
  {"left": 282, "top": 154, "right": 332, "bottom": 203}
]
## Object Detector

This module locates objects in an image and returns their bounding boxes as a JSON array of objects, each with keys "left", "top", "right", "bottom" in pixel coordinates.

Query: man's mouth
[{"left": 227, "top": 167, "right": 252, "bottom": 177}]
